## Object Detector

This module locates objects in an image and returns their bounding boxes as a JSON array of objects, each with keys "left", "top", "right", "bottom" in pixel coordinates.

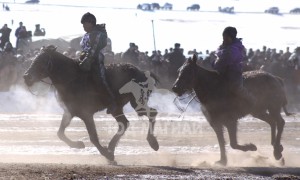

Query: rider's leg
[
  {"left": 97, "top": 53, "right": 117, "bottom": 114},
  {"left": 232, "top": 76, "right": 256, "bottom": 108}
]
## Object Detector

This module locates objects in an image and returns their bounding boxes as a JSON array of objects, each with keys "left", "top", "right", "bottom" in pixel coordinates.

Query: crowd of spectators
[{"left": 1, "top": 27, "right": 300, "bottom": 103}]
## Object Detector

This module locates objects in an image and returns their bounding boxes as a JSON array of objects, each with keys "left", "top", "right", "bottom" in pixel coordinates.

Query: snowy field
[{"left": 0, "top": 0, "right": 300, "bottom": 54}]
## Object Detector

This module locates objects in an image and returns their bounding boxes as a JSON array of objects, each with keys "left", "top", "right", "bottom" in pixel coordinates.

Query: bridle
[
  {"left": 27, "top": 51, "right": 78, "bottom": 96},
  {"left": 173, "top": 61, "right": 199, "bottom": 117},
  {"left": 27, "top": 52, "right": 54, "bottom": 96}
]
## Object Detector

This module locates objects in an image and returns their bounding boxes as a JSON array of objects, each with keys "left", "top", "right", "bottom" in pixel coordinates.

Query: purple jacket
[{"left": 213, "top": 39, "right": 245, "bottom": 74}]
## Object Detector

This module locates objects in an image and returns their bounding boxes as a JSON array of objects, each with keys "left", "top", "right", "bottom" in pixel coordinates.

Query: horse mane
[
  {"left": 196, "top": 63, "right": 219, "bottom": 77},
  {"left": 51, "top": 50, "right": 78, "bottom": 66},
  {"left": 106, "top": 63, "right": 159, "bottom": 84}
]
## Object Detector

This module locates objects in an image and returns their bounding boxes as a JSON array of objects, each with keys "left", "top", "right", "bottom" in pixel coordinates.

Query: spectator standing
[
  {"left": 122, "top": 42, "right": 139, "bottom": 66},
  {"left": 167, "top": 43, "right": 186, "bottom": 81},
  {"left": 17, "top": 25, "right": 30, "bottom": 53},
  {"left": 0, "top": 24, "right": 12, "bottom": 50},
  {"left": 15, "top": 22, "right": 23, "bottom": 49}
]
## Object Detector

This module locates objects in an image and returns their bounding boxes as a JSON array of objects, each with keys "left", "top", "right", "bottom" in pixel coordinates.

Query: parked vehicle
[
  {"left": 137, "top": 3, "right": 152, "bottom": 11},
  {"left": 187, "top": 4, "right": 200, "bottom": 11},
  {"left": 161, "top": 3, "right": 172, "bottom": 10},
  {"left": 137, "top": 3, "right": 160, "bottom": 11},
  {"left": 290, "top": 8, "right": 300, "bottom": 14},
  {"left": 25, "top": 0, "right": 39, "bottom": 3},
  {"left": 265, "top": 7, "right": 279, "bottom": 14},
  {"left": 151, "top": 3, "right": 160, "bottom": 10},
  {"left": 218, "top": 6, "right": 234, "bottom": 13}
]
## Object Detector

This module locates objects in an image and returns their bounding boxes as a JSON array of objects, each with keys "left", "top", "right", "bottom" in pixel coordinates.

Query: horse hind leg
[
  {"left": 225, "top": 119, "right": 257, "bottom": 152},
  {"left": 269, "top": 109, "right": 285, "bottom": 161},
  {"left": 108, "top": 109, "right": 130, "bottom": 153},
  {"left": 252, "top": 111, "right": 276, "bottom": 146},
  {"left": 146, "top": 107, "right": 159, "bottom": 151},
  {"left": 57, "top": 111, "right": 85, "bottom": 149},
  {"left": 131, "top": 99, "right": 159, "bottom": 151}
]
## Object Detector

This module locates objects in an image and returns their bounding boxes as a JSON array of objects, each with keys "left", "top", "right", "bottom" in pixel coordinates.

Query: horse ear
[
  {"left": 46, "top": 45, "right": 57, "bottom": 52},
  {"left": 192, "top": 54, "right": 197, "bottom": 64}
]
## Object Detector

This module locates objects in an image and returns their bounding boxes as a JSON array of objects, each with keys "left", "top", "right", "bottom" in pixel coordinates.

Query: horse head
[
  {"left": 172, "top": 54, "right": 198, "bottom": 96},
  {"left": 23, "top": 45, "right": 57, "bottom": 86}
]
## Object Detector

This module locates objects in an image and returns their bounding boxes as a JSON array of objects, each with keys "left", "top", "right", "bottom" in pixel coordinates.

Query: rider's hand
[{"left": 79, "top": 56, "right": 93, "bottom": 72}]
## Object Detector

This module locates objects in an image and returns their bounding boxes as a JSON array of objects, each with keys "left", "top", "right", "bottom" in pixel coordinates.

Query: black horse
[
  {"left": 172, "top": 54, "right": 290, "bottom": 166},
  {"left": 23, "top": 46, "right": 159, "bottom": 163}
]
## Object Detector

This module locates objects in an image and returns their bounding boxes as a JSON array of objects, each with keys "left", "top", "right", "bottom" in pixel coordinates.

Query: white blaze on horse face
[{"left": 119, "top": 71, "right": 155, "bottom": 115}]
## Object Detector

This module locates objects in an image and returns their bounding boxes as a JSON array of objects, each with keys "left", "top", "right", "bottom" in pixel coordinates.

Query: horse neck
[
  {"left": 49, "top": 52, "right": 78, "bottom": 86},
  {"left": 193, "top": 65, "right": 220, "bottom": 103}
]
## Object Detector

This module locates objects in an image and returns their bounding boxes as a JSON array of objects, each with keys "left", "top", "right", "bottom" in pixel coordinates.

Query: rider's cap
[
  {"left": 81, "top": 12, "right": 96, "bottom": 25},
  {"left": 223, "top": 26, "right": 237, "bottom": 39}
]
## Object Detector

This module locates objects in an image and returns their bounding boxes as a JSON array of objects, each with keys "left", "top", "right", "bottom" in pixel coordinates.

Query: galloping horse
[
  {"left": 23, "top": 45, "right": 159, "bottom": 163},
  {"left": 172, "top": 54, "right": 290, "bottom": 166}
]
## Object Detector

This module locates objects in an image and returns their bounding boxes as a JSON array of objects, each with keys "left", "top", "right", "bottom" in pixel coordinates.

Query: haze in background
[{"left": 0, "top": 0, "right": 299, "bottom": 54}]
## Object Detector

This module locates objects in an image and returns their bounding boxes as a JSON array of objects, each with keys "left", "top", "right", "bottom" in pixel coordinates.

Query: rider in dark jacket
[
  {"left": 80, "top": 12, "right": 116, "bottom": 114},
  {"left": 213, "top": 26, "right": 255, "bottom": 106}
]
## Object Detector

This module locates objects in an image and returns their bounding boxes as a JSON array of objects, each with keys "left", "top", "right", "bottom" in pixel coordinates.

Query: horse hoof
[
  {"left": 106, "top": 151, "right": 115, "bottom": 161},
  {"left": 276, "top": 144, "right": 284, "bottom": 153},
  {"left": 279, "top": 157, "right": 285, "bottom": 166},
  {"left": 71, "top": 141, "right": 85, "bottom": 149},
  {"left": 101, "top": 147, "right": 115, "bottom": 161},
  {"left": 147, "top": 135, "right": 159, "bottom": 151},
  {"left": 273, "top": 144, "right": 284, "bottom": 160},
  {"left": 248, "top": 143, "right": 257, "bottom": 151},
  {"left": 274, "top": 150, "right": 283, "bottom": 160},
  {"left": 108, "top": 160, "right": 118, "bottom": 166},
  {"left": 214, "top": 159, "right": 227, "bottom": 166}
]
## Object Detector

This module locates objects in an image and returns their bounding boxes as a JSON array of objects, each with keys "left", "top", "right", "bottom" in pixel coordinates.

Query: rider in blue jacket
[
  {"left": 80, "top": 12, "right": 116, "bottom": 114},
  {"left": 213, "top": 26, "right": 255, "bottom": 106}
]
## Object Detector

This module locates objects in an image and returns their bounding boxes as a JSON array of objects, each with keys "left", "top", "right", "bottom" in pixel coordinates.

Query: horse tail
[{"left": 276, "top": 76, "right": 293, "bottom": 116}]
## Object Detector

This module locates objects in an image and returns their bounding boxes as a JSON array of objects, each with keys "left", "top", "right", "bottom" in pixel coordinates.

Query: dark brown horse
[
  {"left": 23, "top": 46, "right": 159, "bottom": 163},
  {"left": 172, "top": 54, "right": 290, "bottom": 166}
]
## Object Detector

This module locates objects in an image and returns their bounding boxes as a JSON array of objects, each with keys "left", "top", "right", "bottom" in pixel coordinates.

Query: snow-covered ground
[{"left": 0, "top": 0, "right": 300, "bottom": 54}]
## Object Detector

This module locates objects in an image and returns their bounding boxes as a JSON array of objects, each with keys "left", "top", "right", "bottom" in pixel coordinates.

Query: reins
[
  {"left": 173, "top": 62, "right": 199, "bottom": 118},
  {"left": 27, "top": 51, "right": 79, "bottom": 96}
]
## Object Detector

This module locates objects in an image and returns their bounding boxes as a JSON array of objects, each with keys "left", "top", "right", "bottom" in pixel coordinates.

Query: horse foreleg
[
  {"left": 211, "top": 122, "right": 227, "bottom": 166},
  {"left": 57, "top": 111, "right": 85, "bottom": 149},
  {"left": 146, "top": 108, "right": 159, "bottom": 151},
  {"left": 225, "top": 120, "right": 257, "bottom": 152},
  {"left": 82, "top": 115, "right": 114, "bottom": 161},
  {"left": 108, "top": 110, "right": 129, "bottom": 153}
]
